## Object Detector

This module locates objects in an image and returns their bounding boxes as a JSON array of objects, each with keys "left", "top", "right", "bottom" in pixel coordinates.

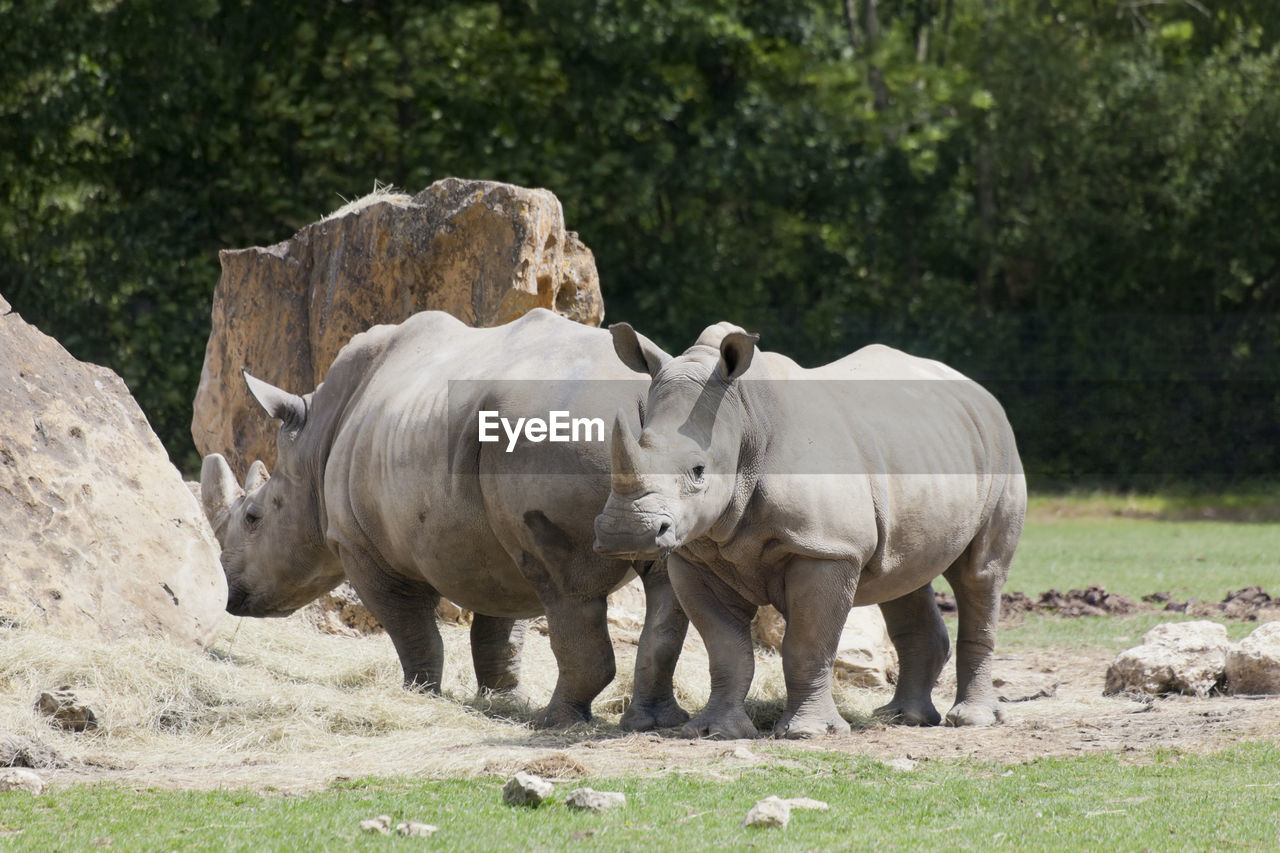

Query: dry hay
[
  {"left": 321, "top": 180, "right": 412, "bottom": 222},
  {"left": 2, "top": 611, "right": 1278, "bottom": 793}
]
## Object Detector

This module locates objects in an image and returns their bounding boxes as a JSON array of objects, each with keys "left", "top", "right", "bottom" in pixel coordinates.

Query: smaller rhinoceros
[
  {"left": 200, "top": 309, "right": 689, "bottom": 730},
  {"left": 594, "top": 322, "right": 1025, "bottom": 739}
]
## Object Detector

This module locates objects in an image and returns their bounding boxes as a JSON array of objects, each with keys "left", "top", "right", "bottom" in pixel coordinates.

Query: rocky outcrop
[
  {"left": 0, "top": 295, "right": 226, "bottom": 649},
  {"left": 1103, "top": 621, "right": 1231, "bottom": 697},
  {"left": 751, "top": 604, "right": 898, "bottom": 687},
  {"left": 1226, "top": 621, "right": 1280, "bottom": 695},
  {"left": 192, "top": 179, "right": 606, "bottom": 479}
]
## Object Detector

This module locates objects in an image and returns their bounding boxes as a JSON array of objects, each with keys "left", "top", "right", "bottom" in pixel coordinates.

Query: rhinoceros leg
[
  {"left": 874, "top": 583, "right": 949, "bottom": 726},
  {"left": 470, "top": 615, "right": 526, "bottom": 695},
  {"left": 338, "top": 545, "right": 445, "bottom": 692},
  {"left": 620, "top": 560, "right": 691, "bottom": 731},
  {"left": 774, "top": 557, "right": 856, "bottom": 738},
  {"left": 533, "top": 593, "right": 616, "bottom": 728},
  {"left": 942, "top": 513, "right": 1017, "bottom": 727},
  {"left": 668, "top": 553, "right": 759, "bottom": 740}
]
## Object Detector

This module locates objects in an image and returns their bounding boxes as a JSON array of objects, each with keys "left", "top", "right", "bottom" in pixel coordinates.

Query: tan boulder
[
  {"left": 191, "top": 178, "right": 605, "bottom": 478},
  {"left": 1226, "top": 621, "right": 1280, "bottom": 695},
  {"left": 1104, "top": 620, "right": 1231, "bottom": 697},
  {"left": 751, "top": 604, "right": 898, "bottom": 687},
  {"left": 0, "top": 295, "right": 226, "bottom": 649}
]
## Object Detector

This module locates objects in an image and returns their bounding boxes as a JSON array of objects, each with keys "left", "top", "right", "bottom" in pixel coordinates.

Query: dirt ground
[{"left": 16, "top": 612, "right": 1278, "bottom": 793}]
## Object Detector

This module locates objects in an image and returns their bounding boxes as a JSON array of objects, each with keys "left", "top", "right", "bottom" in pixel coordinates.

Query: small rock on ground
[
  {"left": 359, "top": 815, "right": 391, "bottom": 834},
  {"left": 0, "top": 732, "right": 61, "bottom": 769},
  {"left": 743, "top": 796, "right": 791, "bottom": 829},
  {"left": 503, "top": 771, "right": 554, "bottom": 807},
  {"left": 397, "top": 821, "right": 437, "bottom": 837},
  {"left": 882, "top": 757, "right": 918, "bottom": 772},
  {"left": 782, "top": 797, "right": 829, "bottom": 811},
  {"left": 564, "top": 788, "right": 626, "bottom": 812},
  {"left": 34, "top": 689, "right": 98, "bottom": 732},
  {"left": 0, "top": 768, "right": 45, "bottom": 795}
]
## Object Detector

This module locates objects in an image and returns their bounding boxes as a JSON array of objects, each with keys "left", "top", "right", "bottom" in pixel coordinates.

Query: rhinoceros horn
[
  {"left": 610, "top": 411, "right": 643, "bottom": 493},
  {"left": 200, "top": 453, "right": 243, "bottom": 524},
  {"left": 244, "top": 459, "right": 270, "bottom": 493}
]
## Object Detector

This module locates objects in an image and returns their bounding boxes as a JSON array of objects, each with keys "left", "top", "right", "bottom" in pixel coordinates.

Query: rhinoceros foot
[
  {"left": 873, "top": 700, "right": 942, "bottom": 727},
  {"left": 773, "top": 709, "right": 851, "bottom": 739},
  {"left": 679, "top": 708, "right": 758, "bottom": 740},
  {"left": 944, "top": 699, "right": 1006, "bottom": 727},
  {"left": 532, "top": 700, "right": 593, "bottom": 730},
  {"left": 620, "top": 697, "right": 690, "bottom": 732}
]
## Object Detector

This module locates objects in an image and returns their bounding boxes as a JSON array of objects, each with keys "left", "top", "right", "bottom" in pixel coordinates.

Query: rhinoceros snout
[
  {"left": 225, "top": 583, "right": 251, "bottom": 616},
  {"left": 593, "top": 513, "right": 677, "bottom": 560}
]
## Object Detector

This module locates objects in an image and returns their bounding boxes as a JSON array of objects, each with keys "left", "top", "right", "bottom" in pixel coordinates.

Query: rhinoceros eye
[
  {"left": 691, "top": 465, "right": 706, "bottom": 483},
  {"left": 244, "top": 505, "right": 263, "bottom": 529}
]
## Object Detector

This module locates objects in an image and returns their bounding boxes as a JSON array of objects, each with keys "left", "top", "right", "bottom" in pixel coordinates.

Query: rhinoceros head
[
  {"left": 593, "top": 322, "right": 758, "bottom": 559},
  {"left": 199, "top": 372, "right": 343, "bottom": 617}
]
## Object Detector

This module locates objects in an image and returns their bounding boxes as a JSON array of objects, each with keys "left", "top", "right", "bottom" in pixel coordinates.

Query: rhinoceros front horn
[
  {"left": 200, "top": 453, "right": 243, "bottom": 524},
  {"left": 610, "top": 411, "right": 643, "bottom": 493}
]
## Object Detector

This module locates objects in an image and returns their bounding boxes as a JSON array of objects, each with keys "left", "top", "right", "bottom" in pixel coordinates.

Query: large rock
[
  {"left": 1226, "top": 621, "right": 1280, "bottom": 695},
  {"left": 1103, "top": 621, "right": 1231, "bottom": 697},
  {"left": 192, "top": 178, "right": 605, "bottom": 478},
  {"left": 751, "top": 604, "right": 898, "bottom": 687},
  {"left": 0, "top": 295, "right": 226, "bottom": 649}
]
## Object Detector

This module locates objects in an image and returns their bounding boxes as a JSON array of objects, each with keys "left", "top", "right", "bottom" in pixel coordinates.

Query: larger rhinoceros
[
  {"left": 594, "top": 322, "right": 1025, "bottom": 739},
  {"left": 200, "top": 308, "right": 689, "bottom": 730}
]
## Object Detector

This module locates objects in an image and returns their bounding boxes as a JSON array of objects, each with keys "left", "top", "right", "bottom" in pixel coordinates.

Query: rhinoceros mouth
[
  {"left": 593, "top": 530, "right": 681, "bottom": 561},
  {"left": 225, "top": 584, "right": 298, "bottom": 619}
]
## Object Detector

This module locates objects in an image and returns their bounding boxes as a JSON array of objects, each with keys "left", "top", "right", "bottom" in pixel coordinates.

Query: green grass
[
  {"left": 994, "top": 610, "right": 1261, "bottom": 652},
  {"left": 1010, "top": 517, "right": 1279, "bottom": 602},
  {"left": 3, "top": 743, "right": 1278, "bottom": 851}
]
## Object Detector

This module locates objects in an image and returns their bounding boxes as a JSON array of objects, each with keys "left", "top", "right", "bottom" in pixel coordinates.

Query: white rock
[
  {"left": 607, "top": 577, "right": 646, "bottom": 634},
  {"left": 1103, "top": 621, "right": 1231, "bottom": 697},
  {"left": 358, "top": 815, "right": 391, "bottom": 834},
  {"left": 782, "top": 797, "right": 829, "bottom": 811},
  {"left": 396, "top": 821, "right": 438, "bottom": 837},
  {"left": 1227, "top": 621, "right": 1280, "bottom": 695},
  {"left": 751, "top": 605, "right": 898, "bottom": 687},
  {"left": 1, "top": 303, "right": 226, "bottom": 649},
  {"left": 743, "top": 796, "right": 791, "bottom": 829},
  {"left": 503, "top": 771, "right": 554, "bottom": 807},
  {"left": 0, "top": 768, "right": 45, "bottom": 795},
  {"left": 564, "top": 788, "right": 626, "bottom": 812},
  {"left": 882, "top": 757, "right": 918, "bottom": 772}
]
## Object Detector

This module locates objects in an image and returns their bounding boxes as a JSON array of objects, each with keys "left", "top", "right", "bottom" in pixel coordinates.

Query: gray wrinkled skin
[
  {"left": 201, "top": 309, "right": 689, "bottom": 730},
  {"left": 595, "top": 322, "right": 1025, "bottom": 739}
]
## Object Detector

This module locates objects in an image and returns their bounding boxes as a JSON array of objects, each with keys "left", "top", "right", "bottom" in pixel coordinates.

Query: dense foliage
[{"left": 2, "top": 0, "right": 1277, "bottom": 483}]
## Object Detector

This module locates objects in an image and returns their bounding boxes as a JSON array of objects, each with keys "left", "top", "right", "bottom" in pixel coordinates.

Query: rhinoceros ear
[
  {"left": 609, "top": 323, "right": 671, "bottom": 378},
  {"left": 200, "top": 453, "right": 242, "bottom": 523},
  {"left": 243, "top": 370, "right": 307, "bottom": 433},
  {"left": 718, "top": 331, "right": 759, "bottom": 382}
]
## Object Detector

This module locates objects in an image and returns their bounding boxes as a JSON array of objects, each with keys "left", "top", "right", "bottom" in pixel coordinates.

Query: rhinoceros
[
  {"left": 200, "top": 308, "right": 690, "bottom": 730},
  {"left": 593, "top": 322, "right": 1025, "bottom": 739}
]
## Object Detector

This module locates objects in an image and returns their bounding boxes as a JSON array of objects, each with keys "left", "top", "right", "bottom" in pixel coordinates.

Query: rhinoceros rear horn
[
  {"left": 244, "top": 459, "right": 270, "bottom": 493},
  {"left": 610, "top": 411, "right": 643, "bottom": 492},
  {"left": 243, "top": 370, "right": 307, "bottom": 433},
  {"left": 200, "top": 453, "right": 242, "bottom": 521}
]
